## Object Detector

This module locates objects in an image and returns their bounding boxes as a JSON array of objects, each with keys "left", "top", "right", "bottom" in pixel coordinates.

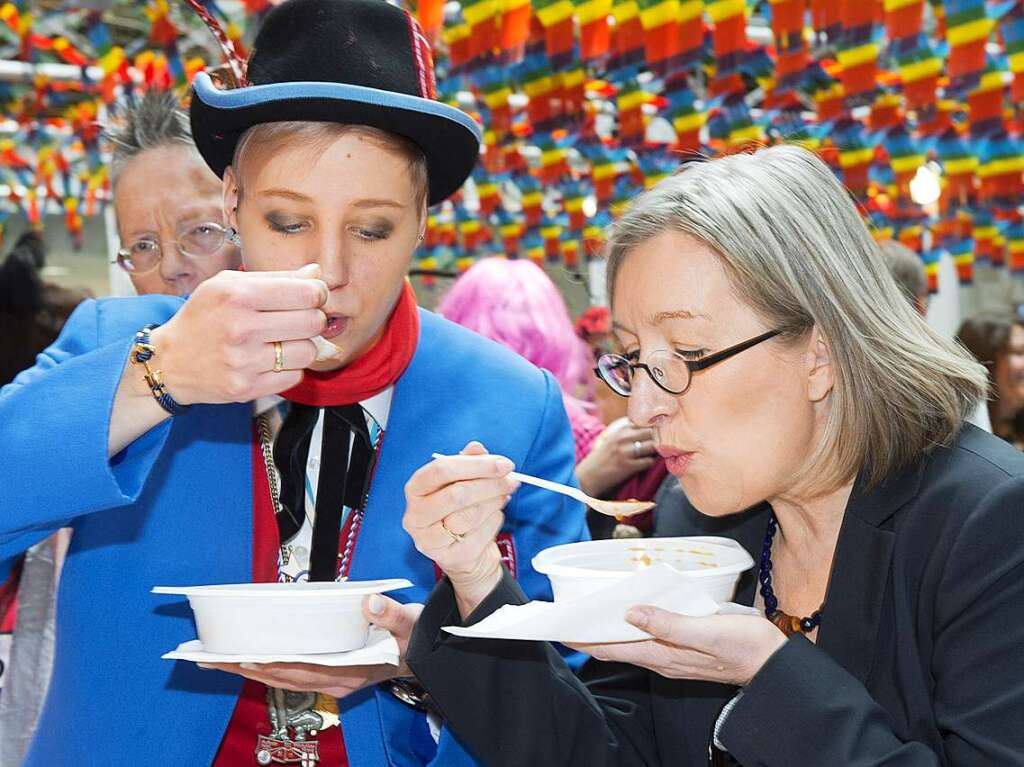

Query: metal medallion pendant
[{"left": 254, "top": 689, "right": 340, "bottom": 766}]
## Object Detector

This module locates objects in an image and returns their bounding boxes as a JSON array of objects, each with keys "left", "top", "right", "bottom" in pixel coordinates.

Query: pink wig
[{"left": 436, "top": 258, "right": 595, "bottom": 401}]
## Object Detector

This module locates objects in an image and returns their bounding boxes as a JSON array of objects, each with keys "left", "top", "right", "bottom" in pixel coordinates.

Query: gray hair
[
  {"left": 105, "top": 90, "right": 195, "bottom": 184},
  {"left": 605, "top": 144, "right": 987, "bottom": 491},
  {"left": 878, "top": 239, "right": 928, "bottom": 305}
]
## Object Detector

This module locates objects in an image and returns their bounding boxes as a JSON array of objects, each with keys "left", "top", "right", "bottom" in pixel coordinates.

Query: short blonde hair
[
  {"left": 231, "top": 121, "right": 429, "bottom": 210},
  {"left": 605, "top": 145, "right": 987, "bottom": 491}
]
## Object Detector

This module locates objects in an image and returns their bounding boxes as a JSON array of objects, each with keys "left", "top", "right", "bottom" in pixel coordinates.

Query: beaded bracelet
[{"left": 129, "top": 324, "right": 189, "bottom": 416}]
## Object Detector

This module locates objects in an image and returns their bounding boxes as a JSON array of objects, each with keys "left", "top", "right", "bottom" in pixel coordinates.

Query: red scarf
[{"left": 283, "top": 281, "right": 420, "bottom": 406}]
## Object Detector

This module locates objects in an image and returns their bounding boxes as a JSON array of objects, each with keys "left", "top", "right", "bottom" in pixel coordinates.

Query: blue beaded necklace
[{"left": 759, "top": 511, "right": 822, "bottom": 636}]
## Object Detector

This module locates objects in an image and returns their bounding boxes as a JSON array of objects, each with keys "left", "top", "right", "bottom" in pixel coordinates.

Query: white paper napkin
[
  {"left": 443, "top": 564, "right": 758, "bottom": 644},
  {"left": 162, "top": 626, "right": 400, "bottom": 667}
]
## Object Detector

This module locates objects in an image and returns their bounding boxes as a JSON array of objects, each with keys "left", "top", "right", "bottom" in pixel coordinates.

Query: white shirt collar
[{"left": 253, "top": 385, "right": 394, "bottom": 429}]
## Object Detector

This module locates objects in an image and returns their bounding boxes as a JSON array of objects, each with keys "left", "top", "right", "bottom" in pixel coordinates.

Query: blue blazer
[{"left": 0, "top": 295, "right": 588, "bottom": 766}]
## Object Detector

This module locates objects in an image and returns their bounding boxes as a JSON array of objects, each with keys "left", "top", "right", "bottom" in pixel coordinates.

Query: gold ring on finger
[
  {"left": 272, "top": 341, "right": 285, "bottom": 373},
  {"left": 633, "top": 440, "right": 643, "bottom": 458},
  {"left": 441, "top": 517, "right": 465, "bottom": 543}
]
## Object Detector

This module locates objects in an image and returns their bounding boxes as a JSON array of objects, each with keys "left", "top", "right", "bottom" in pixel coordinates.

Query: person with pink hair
[{"left": 436, "top": 258, "right": 658, "bottom": 523}]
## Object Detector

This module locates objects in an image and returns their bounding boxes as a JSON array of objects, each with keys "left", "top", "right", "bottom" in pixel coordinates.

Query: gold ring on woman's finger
[
  {"left": 272, "top": 341, "right": 285, "bottom": 373},
  {"left": 441, "top": 517, "right": 465, "bottom": 543},
  {"left": 633, "top": 440, "right": 643, "bottom": 458}
]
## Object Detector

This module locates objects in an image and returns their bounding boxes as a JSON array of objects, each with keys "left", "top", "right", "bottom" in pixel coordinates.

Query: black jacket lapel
[{"left": 815, "top": 455, "right": 927, "bottom": 683}]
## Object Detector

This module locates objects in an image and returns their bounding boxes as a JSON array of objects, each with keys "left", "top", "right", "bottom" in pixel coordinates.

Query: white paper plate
[
  {"left": 152, "top": 578, "right": 412, "bottom": 598},
  {"left": 162, "top": 627, "right": 400, "bottom": 667},
  {"left": 443, "top": 564, "right": 757, "bottom": 644}
]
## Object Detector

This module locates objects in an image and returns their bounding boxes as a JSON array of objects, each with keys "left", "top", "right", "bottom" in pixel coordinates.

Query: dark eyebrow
[{"left": 255, "top": 190, "right": 406, "bottom": 209}]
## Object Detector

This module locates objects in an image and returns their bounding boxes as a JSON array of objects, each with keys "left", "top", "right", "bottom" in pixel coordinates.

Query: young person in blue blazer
[{"left": 0, "top": 1, "right": 587, "bottom": 764}]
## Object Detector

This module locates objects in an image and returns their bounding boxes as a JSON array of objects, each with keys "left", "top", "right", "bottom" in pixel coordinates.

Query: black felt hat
[{"left": 190, "top": 0, "right": 481, "bottom": 206}]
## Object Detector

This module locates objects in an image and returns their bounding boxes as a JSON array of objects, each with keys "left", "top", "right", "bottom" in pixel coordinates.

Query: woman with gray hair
[
  {"left": 393, "top": 144, "right": 1024, "bottom": 765},
  {"left": 107, "top": 89, "right": 240, "bottom": 295}
]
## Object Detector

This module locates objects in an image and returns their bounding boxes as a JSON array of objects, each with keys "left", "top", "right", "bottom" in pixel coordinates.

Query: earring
[{"left": 226, "top": 227, "right": 242, "bottom": 247}]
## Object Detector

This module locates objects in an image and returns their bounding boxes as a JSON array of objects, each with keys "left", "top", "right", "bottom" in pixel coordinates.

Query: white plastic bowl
[
  {"left": 152, "top": 579, "right": 411, "bottom": 655},
  {"left": 533, "top": 537, "right": 753, "bottom": 603}
]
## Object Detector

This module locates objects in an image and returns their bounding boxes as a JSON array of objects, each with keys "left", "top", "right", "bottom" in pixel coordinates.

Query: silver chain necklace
[
  {"left": 256, "top": 413, "right": 287, "bottom": 521},
  {"left": 256, "top": 411, "right": 374, "bottom": 580}
]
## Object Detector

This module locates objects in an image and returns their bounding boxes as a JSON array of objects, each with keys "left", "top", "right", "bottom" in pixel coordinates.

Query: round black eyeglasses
[{"left": 594, "top": 330, "right": 781, "bottom": 397}]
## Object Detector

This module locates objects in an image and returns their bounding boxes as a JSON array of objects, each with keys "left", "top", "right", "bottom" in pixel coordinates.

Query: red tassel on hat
[{"left": 181, "top": 0, "right": 248, "bottom": 85}]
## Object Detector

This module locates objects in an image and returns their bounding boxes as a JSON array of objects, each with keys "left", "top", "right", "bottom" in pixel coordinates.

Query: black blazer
[{"left": 407, "top": 425, "right": 1024, "bottom": 766}]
